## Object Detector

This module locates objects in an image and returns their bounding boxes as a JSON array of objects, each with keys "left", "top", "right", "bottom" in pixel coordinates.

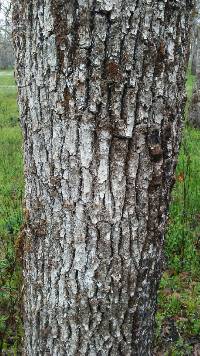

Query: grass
[
  {"left": 0, "top": 69, "right": 199, "bottom": 354},
  {"left": 0, "top": 71, "right": 23, "bottom": 238},
  {"left": 0, "top": 70, "right": 23, "bottom": 353},
  {"left": 155, "top": 70, "right": 200, "bottom": 355},
  {"left": 0, "top": 70, "right": 19, "bottom": 129}
]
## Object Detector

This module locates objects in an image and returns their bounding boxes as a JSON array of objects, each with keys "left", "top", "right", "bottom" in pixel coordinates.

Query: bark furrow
[{"left": 12, "top": 0, "right": 193, "bottom": 355}]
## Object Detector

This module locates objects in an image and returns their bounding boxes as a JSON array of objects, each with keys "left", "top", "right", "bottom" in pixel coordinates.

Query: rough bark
[
  {"left": 191, "top": 28, "right": 198, "bottom": 75},
  {"left": 191, "top": 1, "right": 200, "bottom": 75},
  {"left": 189, "top": 67, "right": 200, "bottom": 129},
  {"left": 189, "top": 1, "right": 200, "bottom": 129},
  {"left": 12, "top": 1, "right": 193, "bottom": 355}
]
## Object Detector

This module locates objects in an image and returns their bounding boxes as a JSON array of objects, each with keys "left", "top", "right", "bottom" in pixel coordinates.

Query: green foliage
[
  {"left": 166, "top": 71, "right": 200, "bottom": 275},
  {"left": 0, "top": 70, "right": 23, "bottom": 353},
  {"left": 155, "top": 71, "right": 200, "bottom": 354},
  {"left": 0, "top": 71, "right": 19, "bottom": 129},
  {"left": 0, "top": 246, "right": 23, "bottom": 353}
]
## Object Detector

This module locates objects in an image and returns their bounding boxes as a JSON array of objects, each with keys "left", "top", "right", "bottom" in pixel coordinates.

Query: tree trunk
[
  {"left": 190, "top": 10, "right": 200, "bottom": 129},
  {"left": 191, "top": 0, "right": 200, "bottom": 75},
  {"left": 189, "top": 31, "right": 200, "bottom": 129},
  {"left": 12, "top": 1, "right": 193, "bottom": 355},
  {"left": 191, "top": 27, "right": 198, "bottom": 75}
]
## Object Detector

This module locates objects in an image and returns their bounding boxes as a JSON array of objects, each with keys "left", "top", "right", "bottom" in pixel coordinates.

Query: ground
[
  {"left": 155, "top": 70, "right": 200, "bottom": 355},
  {"left": 0, "top": 69, "right": 200, "bottom": 355}
]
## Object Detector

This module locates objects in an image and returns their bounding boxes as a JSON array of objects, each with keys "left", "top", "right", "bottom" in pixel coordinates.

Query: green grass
[
  {"left": 0, "top": 128, "right": 23, "bottom": 236},
  {"left": 0, "top": 70, "right": 23, "bottom": 353},
  {"left": 0, "top": 69, "right": 200, "bottom": 354},
  {"left": 0, "top": 70, "right": 19, "bottom": 129},
  {"left": 155, "top": 71, "right": 200, "bottom": 355},
  {"left": 0, "top": 70, "right": 23, "bottom": 239}
]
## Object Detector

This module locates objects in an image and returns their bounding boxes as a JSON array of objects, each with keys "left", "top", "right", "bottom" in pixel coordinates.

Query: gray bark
[
  {"left": 190, "top": 6, "right": 200, "bottom": 129},
  {"left": 12, "top": 1, "right": 193, "bottom": 355},
  {"left": 191, "top": 27, "right": 198, "bottom": 75},
  {"left": 191, "top": 0, "right": 200, "bottom": 75},
  {"left": 189, "top": 74, "right": 200, "bottom": 129}
]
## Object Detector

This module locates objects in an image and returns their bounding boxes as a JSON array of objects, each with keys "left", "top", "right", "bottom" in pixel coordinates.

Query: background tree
[
  {"left": 190, "top": 1, "right": 200, "bottom": 129},
  {"left": 0, "top": 0, "right": 14, "bottom": 69},
  {"left": 12, "top": 1, "right": 193, "bottom": 355},
  {"left": 191, "top": 0, "right": 200, "bottom": 75}
]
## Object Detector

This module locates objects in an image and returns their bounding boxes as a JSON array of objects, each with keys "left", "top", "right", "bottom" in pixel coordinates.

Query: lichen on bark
[{"left": 12, "top": 0, "right": 194, "bottom": 355}]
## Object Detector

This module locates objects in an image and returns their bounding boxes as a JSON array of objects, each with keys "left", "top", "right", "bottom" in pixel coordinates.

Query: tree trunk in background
[
  {"left": 191, "top": 0, "right": 200, "bottom": 75},
  {"left": 12, "top": 1, "right": 193, "bottom": 355},
  {"left": 191, "top": 27, "right": 198, "bottom": 75},
  {"left": 190, "top": 4, "right": 200, "bottom": 129},
  {"left": 189, "top": 44, "right": 200, "bottom": 129}
]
